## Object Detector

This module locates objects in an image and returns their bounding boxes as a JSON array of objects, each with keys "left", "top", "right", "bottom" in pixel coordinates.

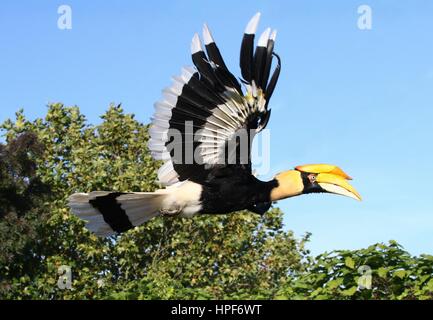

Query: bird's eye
[{"left": 309, "top": 175, "right": 316, "bottom": 182}]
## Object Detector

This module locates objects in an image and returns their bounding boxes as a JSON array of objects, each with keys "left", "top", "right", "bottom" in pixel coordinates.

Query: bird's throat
[{"left": 269, "top": 170, "right": 304, "bottom": 201}]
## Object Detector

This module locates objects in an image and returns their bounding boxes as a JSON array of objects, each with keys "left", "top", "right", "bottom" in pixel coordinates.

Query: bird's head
[{"left": 270, "top": 164, "right": 361, "bottom": 202}]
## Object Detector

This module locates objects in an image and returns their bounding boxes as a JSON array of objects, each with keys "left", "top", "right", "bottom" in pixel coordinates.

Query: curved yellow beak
[{"left": 296, "top": 164, "right": 362, "bottom": 201}]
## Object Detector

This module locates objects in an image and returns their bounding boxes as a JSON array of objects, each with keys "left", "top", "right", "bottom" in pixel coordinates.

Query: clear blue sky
[{"left": 1, "top": 1, "right": 432, "bottom": 256}]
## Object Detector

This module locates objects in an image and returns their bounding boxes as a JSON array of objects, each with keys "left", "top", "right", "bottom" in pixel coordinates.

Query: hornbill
[{"left": 69, "top": 13, "right": 361, "bottom": 236}]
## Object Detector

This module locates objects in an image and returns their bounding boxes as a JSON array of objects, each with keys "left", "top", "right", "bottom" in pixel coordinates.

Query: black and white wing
[{"left": 148, "top": 13, "right": 281, "bottom": 186}]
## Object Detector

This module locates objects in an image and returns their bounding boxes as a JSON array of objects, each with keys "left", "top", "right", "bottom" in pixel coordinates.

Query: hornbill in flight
[{"left": 69, "top": 13, "right": 361, "bottom": 236}]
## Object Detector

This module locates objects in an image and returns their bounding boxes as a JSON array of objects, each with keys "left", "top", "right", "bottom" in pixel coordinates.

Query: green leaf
[
  {"left": 345, "top": 257, "right": 355, "bottom": 269},
  {"left": 377, "top": 267, "right": 388, "bottom": 278},
  {"left": 394, "top": 270, "right": 406, "bottom": 279},
  {"left": 425, "top": 279, "right": 433, "bottom": 291},
  {"left": 341, "top": 286, "right": 357, "bottom": 296},
  {"left": 327, "top": 278, "right": 343, "bottom": 290}
]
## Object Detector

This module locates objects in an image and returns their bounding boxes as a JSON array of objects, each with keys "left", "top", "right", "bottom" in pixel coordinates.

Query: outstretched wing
[{"left": 148, "top": 13, "right": 281, "bottom": 186}]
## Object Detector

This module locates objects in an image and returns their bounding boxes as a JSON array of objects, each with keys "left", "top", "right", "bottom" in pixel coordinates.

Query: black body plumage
[{"left": 199, "top": 165, "right": 278, "bottom": 214}]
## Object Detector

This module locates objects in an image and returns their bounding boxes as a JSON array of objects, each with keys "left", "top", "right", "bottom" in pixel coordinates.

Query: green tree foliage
[
  {"left": 0, "top": 103, "right": 309, "bottom": 299},
  {"left": 279, "top": 241, "right": 433, "bottom": 299},
  {"left": 0, "top": 131, "right": 48, "bottom": 217},
  {"left": 0, "top": 132, "right": 51, "bottom": 291},
  {"left": 0, "top": 103, "right": 432, "bottom": 300}
]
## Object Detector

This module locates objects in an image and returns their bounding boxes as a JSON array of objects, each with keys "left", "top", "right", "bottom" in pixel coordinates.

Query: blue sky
[{"left": 1, "top": 1, "right": 432, "bottom": 256}]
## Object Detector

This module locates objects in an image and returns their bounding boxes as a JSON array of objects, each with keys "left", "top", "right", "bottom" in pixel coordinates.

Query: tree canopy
[{"left": 0, "top": 103, "right": 432, "bottom": 299}]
